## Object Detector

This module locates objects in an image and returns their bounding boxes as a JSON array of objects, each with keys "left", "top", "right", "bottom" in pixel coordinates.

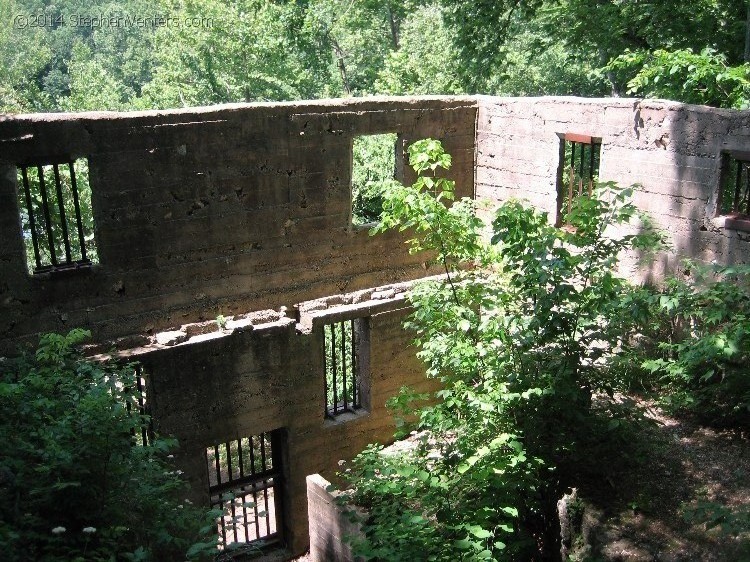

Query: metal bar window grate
[
  {"left": 324, "top": 319, "right": 362, "bottom": 418},
  {"left": 16, "top": 158, "right": 97, "bottom": 274},
  {"left": 206, "top": 432, "right": 282, "bottom": 553},
  {"left": 556, "top": 134, "right": 602, "bottom": 226},
  {"left": 720, "top": 152, "right": 750, "bottom": 218},
  {"left": 125, "top": 365, "right": 154, "bottom": 447}
]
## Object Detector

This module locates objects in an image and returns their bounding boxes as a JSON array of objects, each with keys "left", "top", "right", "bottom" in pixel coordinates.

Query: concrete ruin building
[{"left": 1, "top": 95, "right": 749, "bottom": 559}]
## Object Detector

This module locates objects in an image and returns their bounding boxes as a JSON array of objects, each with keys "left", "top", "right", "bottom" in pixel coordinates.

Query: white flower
[
  {"left": 82, "top": 527, "right": 96, "bottom": 534},
  {"left": 51, "top": 526, "right": 66, "bottom": 534},
  {"left": 337, "top": 460, "right": 345, "bottom": 466}
]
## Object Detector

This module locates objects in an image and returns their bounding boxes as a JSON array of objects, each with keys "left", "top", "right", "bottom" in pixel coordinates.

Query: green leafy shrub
[
  {"left": 343, "top": 139, "right": 660, "bottom": 560},
  {"left": 0, "top": 329, "right": 218, "bottom": 561},
  {"left": 639, "top": 263, "right": 750, "bottom": 425}
]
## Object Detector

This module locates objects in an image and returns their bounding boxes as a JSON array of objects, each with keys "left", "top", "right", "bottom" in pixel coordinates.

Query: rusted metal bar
[
  {"left": 37, "top": 166, "right": 57, "bottom": 266},
  {"left": 68, "top": 161, "right": 88, "bottom": 261},
  {"left": 52, "top": 164, "right": 72, "bottom": 263},
  {"left": 21, "top": 167, "right": 42, "bottom": 270}
]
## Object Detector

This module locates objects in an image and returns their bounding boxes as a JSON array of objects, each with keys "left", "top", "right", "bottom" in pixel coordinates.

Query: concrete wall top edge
[
  {"left": 4, "top": 95, "right": 750, "bottom": 130},
  {"left": 0, "top": 95, "right": 478, "bottom": 128},
  {"left": 474, "top": 94, "right": 750, "bottom": 117}
]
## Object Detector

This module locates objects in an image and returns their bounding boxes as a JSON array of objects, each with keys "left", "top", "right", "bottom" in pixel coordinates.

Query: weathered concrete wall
[
  {"left": 307, "top": 474, "right": 364, "bottom": 562},
  {"left": 118, "top": 281, "right": 439, "bottom": 557},
  {"left": 475, "top": 96, "right": 750, "bottom": 282},
  {"left": 0, "top": 97, "right": 477, "bottom": 355}
]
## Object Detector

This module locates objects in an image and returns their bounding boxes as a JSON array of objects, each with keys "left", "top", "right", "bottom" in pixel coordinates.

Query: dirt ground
[{"left": 569, "top": 399, "right": 750, "bottom": 561}]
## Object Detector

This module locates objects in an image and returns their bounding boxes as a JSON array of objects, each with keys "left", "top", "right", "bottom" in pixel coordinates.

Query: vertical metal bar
[
  {"left": 249, "top": 435, "right": 257, "bottom": 475},
  {"left": 569, "top": 141, "right": 576, "bottom": 173},
  {"left": 226, "top": 442, "right": 238, "bottom": 544},
  {"left": 330, "top": 324, "right": 338, "bottom": 414},
  {"left": 578, "top": 143, "right": 585, "bottom": 179},
  {"left": 261, "top": 435, "right": 271, "bottom": 537},
  {"left": 213, "top": 445, "right": 226, "bottom": 547},
  {"left": 37, "top": 166, "right": 57, "bottom": 266},
  {"left": 270, "top": 431, "right": 283, "bottom": 541},
  {"left": 734, "top": 160, "right": 742, "bottom": 213},
  {"left": 252, "top": 484, "right": 261, "bottom": 539},
  {"left": 351, "top": 319, "right": 358, "bottom": 407},
  {"left": 237, "top": 438, "right": 245, "bottom": 477},
  {"left": 251, "top": 434, "right": 261, "bottom": 539},
  {"left": 135, "top": 367, "right": 148, "bottom": 446},
  {"left": 237, "top": 440, "right": 250, "bottom": 543},
  {"left": 226, "top": 442, "right": 233, "bottom": 483},
  {"left": 744, "top": 163, "right": 750, "bottom": 215},
  {"left": 324, "top": 326, "right": 330, "bottom": 417},
  {"left": 341, "top": 321, "right": 348, "bottom": 411},
  {"left": 52, "top": 164, "right": 72, "bottom": 263},
  {"left": 214, "top": 445, "right": 222, "bottom": 486},
  {"left": 260, "top": 433, "right": 268, "bottom": 473},
  {"left": 577, "top": 144, "right": 584, "bottom": 197},
  {"left": 21, "top": 167, "right": 42, "bottom": 270},
  {"left": 68, "top": 161, "right": 88, "bottom": 261},
  {"left": 567, "top": 166, "right": 574, "bottom": 217}
]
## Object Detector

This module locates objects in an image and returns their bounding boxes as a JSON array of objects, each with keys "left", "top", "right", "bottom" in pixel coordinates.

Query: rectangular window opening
[
  {"left": 719, "top": 152, "right": 750, "bottom": 221},
  {"left": 351, "top": 133, "right": 399, "bottom": 226},
  {"left": 15, "top": 157, "right": 98, "bottom": 274},
  {"left": 556, "top": 134, "right": 602, "bottom": 226},
  {"left": 206, "top": 431, "right": 284, "bottom": 554},
  {"left": 324, "top": 318, "right": 369, "bottom": 418}
]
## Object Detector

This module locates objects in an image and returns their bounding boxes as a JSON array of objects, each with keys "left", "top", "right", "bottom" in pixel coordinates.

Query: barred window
[
  {"left": 323, "top": 317, "right": 369, "bottom": 418},
  {"left": 206, "top": 431, "right": 284, "bottom": 553},
  {"left": 16, "top": 158, "right": 97, "bottom": 274},
  {"left": 556, "top": 134, "right": 602, "bottom": 226}
]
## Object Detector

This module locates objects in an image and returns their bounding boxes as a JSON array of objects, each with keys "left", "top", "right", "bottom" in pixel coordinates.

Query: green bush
[
  {"left": 343, "top": 140, "right": 661, "bottom": 560},
  {"left": 638, "top": 263, "right": 750, "bottom": 425},
  {"left": 0, "top": 329, "right": 218, "bottom": 561}
]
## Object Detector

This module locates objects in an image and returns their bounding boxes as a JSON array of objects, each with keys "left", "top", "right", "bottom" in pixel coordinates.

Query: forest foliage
[
  {"left": 340, "top": 140, "right": 750, "bottom": 561},
  {"left": 0, "top": 329, "right": 219, "bottom": 561},
  {"left": 2, "top": 0, "right": 750, "bottom": 114}
]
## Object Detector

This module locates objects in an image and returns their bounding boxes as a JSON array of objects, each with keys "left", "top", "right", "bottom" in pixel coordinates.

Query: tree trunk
[
  {"left": 387, "top": 7, "right": 399, "bottom": 50},
  {"left": 329, "top": 35, "right": 351, "bottom": 96}
]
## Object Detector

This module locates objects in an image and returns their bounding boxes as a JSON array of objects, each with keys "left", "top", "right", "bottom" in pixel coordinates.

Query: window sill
[
  {"left": 713, "top": 214, "right": 750, "bottom": 233},
  {"left": 324, "top": 408, "right": 368, "bottom": 426},
  {"left": 31, "top": 259, "right": 96, "bottom": 278}
]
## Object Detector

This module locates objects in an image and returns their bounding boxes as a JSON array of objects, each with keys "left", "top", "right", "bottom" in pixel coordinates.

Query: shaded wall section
[
  {"left": 123, "top": 283, "right": 440, "bottom": 557},
  {"left": 0, "top": 96, "right": 477, "bottom": 354}
]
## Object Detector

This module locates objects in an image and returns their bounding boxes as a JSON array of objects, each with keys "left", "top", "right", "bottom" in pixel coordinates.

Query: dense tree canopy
[{"left": 2, "top": 0, "right": 749, "bottom": 112}]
